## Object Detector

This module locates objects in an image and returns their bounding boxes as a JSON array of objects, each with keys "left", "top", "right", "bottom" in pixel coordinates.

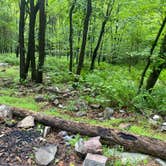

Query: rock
[
  {"left": 52, "top": 99, "right": 59, "bottom": 106},
  {"left": 98, "top": 112, "right": 103, "bottom": 117},
  {"left": 0, "top": 63, "right": 9, "bottom": 67},
  {"left": 75, "top": 136, "right": 102, "bottom": 155},
  {"left": 152, "top": 115, "right": 161, "bottom": 121},
  {"left": 90, "top": 104, "right": 101, "bottom": 109},
  {"left": 119, "top": 123, "right": 131, "bottom": 130},
  {"left": 35, "top": 95, "right": 45, "bottom": 102},
  {"left": 83, "top": 153, "right": 108, "bottom": 166},
  {"left": 83, "top": 88, "right": 91, "bottom": 93},
  {"left": 58, "top": 104, "right": 64, "bottom": 109},
  {"left": 76, "top": 100, "right": 88, "bottom": 111},
  {"left": 104, "top": 107, "right": 114, "bottom": 119},
  {"left": 149, "top": 118, "right": 158, "bottom": 126},
  {"left": 48, "top": 95, "right": 57, "bottom": 102},
  {"left": 119, "top": 109, "right": 125, "bottom": 113},
  {"left": 0, "top": 105, "right": 12, "bottom": 119},
  {"left": 35, "top": 144, "right": 57, "bottom": 166},
  {"left": 17, "top": 116, "right": 35, "bottom": 128},
  {"left": 63, "top": 135, "right": 74, "bottom": 142},
  {"left": 58, "top": 131, "right": 68, "bottom": 137},
  {"left": 43, "top": 126, "right": 51, "bottom": 138},
  {"left": 76, "top": 111, "right": 87, "bottom": 117},
  {"left": 46, "top": 86, "right": 60, "bottom": 93},
  {"left": 155, "top": 158, "right": 166, "bottom": 166},
  {"left": 161, "top": 122, "right": 166, "bottom": 132},
  {"left": 109, "top": 149, "right": 150, "bottom": 165}
]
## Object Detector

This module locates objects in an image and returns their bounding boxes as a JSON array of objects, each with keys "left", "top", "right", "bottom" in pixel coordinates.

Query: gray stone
[
  {"left": 104, "top": 107, "right": 114, "bottom": 119},
  {"left": 35, "top": 95, "right": 45, "bottom": 102},
  {"left": 98, "top": 112, "right": 103, "bottom": 117},
  {"left": 76, "top": 111, "right": 86, "bottom": 117},
  {"left": 90, "top": 104, "right": 101, "bottom": 109},
  {"left": 63, "top": 135, "right": 74, "bottom": 142},
  {"left": 46, "top": 86, "right": 60, "bottom": 93},
  {"left": 149, "top": 118, "right": 158, "bottom": 126},
  {"left": 35, "top": 144, "right": 57, "bottom": 166},
  {"left": 109, "top": 149, "right": 150, "bottom": 165},
  {"left": 43, "top": 126, "right": 51, "bottom": 138},
  {"left": 155, "top": 158, "right": 166, "bottom": 166},
  {"left": 75, "top": 136, "right": 102, "bottom": 155},
  {"left": 53, "top": 99, "right": 59, "bottom": 106},
  {"left": 0, "top": 105, "right": 12, "bottom": 119},
  {"left": 17, "top": 116, "right": 35, "bottom": 128},
  {"left": 83, "top": 153, "right": 108, "bottom": 166},
  {"left": 161, "top": 122, "right": 166, "bottom": 132},
  {"left": 76, "top": 100, "right": 88, "bottom": 111},
  {"left": 58, "top": 131, "right": 68, "bottom": 137}
]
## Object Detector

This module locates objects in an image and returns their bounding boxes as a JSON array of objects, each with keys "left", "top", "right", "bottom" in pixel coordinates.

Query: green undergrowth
[
  {"left": 0, "top": 54, "right": 166, "bottom": 141},
  {"left": 44, "top": 57, "right": 166, "bottom": 112},
  {"left": 0, "top": 95, "right": 41, "bottom": 111}
]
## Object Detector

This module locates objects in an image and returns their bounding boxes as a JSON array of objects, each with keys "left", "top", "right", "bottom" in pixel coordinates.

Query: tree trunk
[
  {"left": 11, "top": 107, "right": 166, "bottom": 160},
  {"left": 25, "top": 0, "right": 39, "bottom": 81},
  {"left": 90, "top": 1, "right": 114, "bottom": 71},
  {"left": 137, "top": 16, "right": 166, "bottom": 94},
  {"left": 19, "top": 0, "right": 26, "bottom": 80},
  {"left": 69, "top": 0, "right": 76, "bottom": 72},
  {"left": 146, "top": 33, "right": 166, "bottom": 92},
  {"left": 76, "top": 0, "right": 92, "bottom": 76},
  {"left": 36, "top": 0, "right": 46, "bottom": 83}
]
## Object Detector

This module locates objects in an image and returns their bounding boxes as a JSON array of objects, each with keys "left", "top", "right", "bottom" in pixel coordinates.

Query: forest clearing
[{"left": 0, "top": 0, "right": 166, "bottom": 165}]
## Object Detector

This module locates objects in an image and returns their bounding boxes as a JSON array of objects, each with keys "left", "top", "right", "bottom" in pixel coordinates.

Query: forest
[{"left": 0, "top": 0, "right": 166, "bottom": 165}]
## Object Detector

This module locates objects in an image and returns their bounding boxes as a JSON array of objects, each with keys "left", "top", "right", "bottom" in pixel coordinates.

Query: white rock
[
  {"left": 17, "top": 116, "right": 35, "bottom": 128},
  {"left": 83, "top": 153, "right": 108, "bottom": 166},
  {"left": 35, "top": 144, "right": 57, "bottom": 166},
  {"left": 152, "top": 115, "right": 161, "bottom": 121},
  {"left": 0, "top": 105, "right": 12, "bottom": 119}
]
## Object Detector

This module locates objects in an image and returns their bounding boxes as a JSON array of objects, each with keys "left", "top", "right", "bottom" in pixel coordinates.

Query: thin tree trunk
[
  {"left": 69, "top": 0, "right": 76, "bottom": 72},
  {"left": 146, "top": 33, "right": 166, "bottom": 92},
  {"left": 137, "top": 16, "right": 166, "bottom": 94},
  {"left": 90, "top": 1, "right": 114, "bottom": 71},
  {"left": 36, "top": 0, "right": 46, "bottom": 83},
  {"left": 76, "top": 0, "right": 92, "bottom": 76},
  {"left": 19, "top": 0, "right": 26, "bottom": 80}
]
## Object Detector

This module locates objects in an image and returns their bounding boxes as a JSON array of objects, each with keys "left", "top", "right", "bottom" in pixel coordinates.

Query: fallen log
[{"left": 11, "top": 107, "right": 166, "bottom": 160}]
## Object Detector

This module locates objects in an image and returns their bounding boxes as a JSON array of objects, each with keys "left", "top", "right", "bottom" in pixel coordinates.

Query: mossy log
[{"left": 11, "top": 107, "right": 166, "bottom": 160}]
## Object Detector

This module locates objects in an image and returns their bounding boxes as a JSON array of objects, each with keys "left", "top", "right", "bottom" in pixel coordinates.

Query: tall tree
[
  {"left": 90, "top": 0, "right": 115, "bottom": 71},
  {"left": 25, "top": 0, "right": 40, "bottom": 81},
  {"left": 36, "top": 0, "right": 46, "bottom": 83},
  {"left": 19, "top": 0, "right": 26, "bottom": 80},
  {"left": 146, "top": 33, "right": 166, "bottom": 92},
  {"left": 137, "top": 16, "right": 166, "bottom": 93},
  {"left": 69, "top": 0, "right": 76, "bottom": 72},
  {"left": 76, "top": 0, "right": 92, "bottom": 76}
]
